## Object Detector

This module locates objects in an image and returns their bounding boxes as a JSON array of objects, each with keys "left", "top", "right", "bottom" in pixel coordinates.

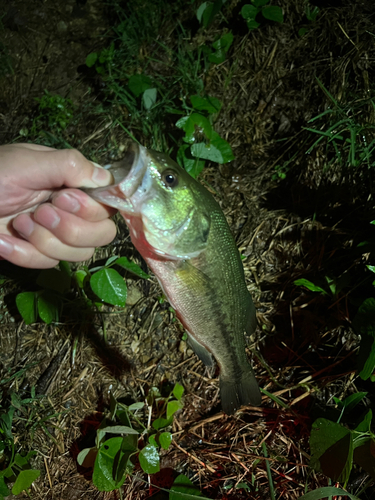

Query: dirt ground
[{"left": 1, "top": 0, "right": 375, "bottom": 498}]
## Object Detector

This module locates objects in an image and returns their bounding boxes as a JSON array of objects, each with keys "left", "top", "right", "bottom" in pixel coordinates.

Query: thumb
[{"left": 7, "top": 144, "right": 113, "bottom": 190}]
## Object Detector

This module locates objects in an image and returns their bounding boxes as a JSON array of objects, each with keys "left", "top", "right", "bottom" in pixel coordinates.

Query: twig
[
  {"left": 172, "top": 440, "right": 216, "bottom": 473},
  {"left": 44, "top": 457, "right": 52, "bottom": 490},
  {"left": 81, "top": 121, "right": 112, "bottom": 145}
]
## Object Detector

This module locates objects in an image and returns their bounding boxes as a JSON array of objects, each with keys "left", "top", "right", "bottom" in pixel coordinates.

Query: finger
[
  {"left": 51, "top": 189, "right": 117, "bottom": 222},
  {"left": 5, "top": 145, "right": 113, "bottom": 189},
  {"left": 12, "top": 213, "right": 97, "bottom": 262},
  {"left": 0, "top": 235, "right": 59, "bottom": 269},
  {"left": 8, "top": 143, "right": 56, "bottom": 151},
  {"left": 33, "top": 204, "right": 117, "bottom": 247}
]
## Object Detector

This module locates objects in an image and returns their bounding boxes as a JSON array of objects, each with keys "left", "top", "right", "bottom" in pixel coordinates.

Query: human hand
[{"left": 0, "top": 143, "right": 117, "bottom": 269}]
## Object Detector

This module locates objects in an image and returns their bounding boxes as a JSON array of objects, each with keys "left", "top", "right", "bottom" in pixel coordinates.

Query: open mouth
[{"left": 83, "top": 143, "right": 149, "bottom": 211}]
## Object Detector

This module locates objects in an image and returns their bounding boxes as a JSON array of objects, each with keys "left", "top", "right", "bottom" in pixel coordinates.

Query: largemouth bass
[{"left": 88, "top": 144, "right": 261, "bottom": 414}]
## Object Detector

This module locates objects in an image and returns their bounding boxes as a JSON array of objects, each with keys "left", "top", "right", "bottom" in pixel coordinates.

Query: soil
[{"left": 1, "top": 0, "right": 375, "bottom": 499}]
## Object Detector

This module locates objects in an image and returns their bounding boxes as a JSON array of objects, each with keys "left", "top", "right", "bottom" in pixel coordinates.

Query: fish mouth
[{"left": 84, "top": 143, "right": 148, "bottom": 212}]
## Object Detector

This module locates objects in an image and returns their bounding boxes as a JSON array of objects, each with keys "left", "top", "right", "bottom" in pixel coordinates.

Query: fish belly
[{"left": 145, "top": 255, "right": 261, "bottom": 414}]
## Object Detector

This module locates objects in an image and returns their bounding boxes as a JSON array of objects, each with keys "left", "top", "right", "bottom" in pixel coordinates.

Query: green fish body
[{"left": 88, "top": 144, "right": 261, "bottom": 414}]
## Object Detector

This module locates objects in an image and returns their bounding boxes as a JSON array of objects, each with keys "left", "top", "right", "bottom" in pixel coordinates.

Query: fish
[{"left": 86, "top": 143, "right": 261, "bottom": 414}]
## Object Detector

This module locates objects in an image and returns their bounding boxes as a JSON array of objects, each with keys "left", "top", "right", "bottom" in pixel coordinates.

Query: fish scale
[{"left": 86, "top": 143, "right": 262, "bottom": 414}]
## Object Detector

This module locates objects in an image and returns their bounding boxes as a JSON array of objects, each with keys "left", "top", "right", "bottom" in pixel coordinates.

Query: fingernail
[
  {"left": 13, "top": 215, "right": 35, "bottom": 238},
  {"left": 91, "top": 163, "right": 113, "bottom": 187},
  {"left": 54, "top": 193, "right": 81, "bottom": 213},
  {"left": 0, "top": 238, "right": 13, "bottom": 257},
  {"left": 34, "top": 205, "right": 61, "bottom": 230}
]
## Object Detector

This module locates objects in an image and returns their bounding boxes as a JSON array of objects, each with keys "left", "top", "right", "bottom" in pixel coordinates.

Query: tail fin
[{"left": 220, "top": 369, "right": 261, "bottom": 415}]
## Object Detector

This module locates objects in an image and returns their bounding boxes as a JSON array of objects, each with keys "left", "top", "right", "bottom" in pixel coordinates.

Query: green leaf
[
  {"left": 0, "top": 408, "right": 14, "bottom": 439},
  {"left": 246, "top": 19, "right": 260, "bottom": 29},
  {"left": 190, "top": 95, "right": 222, "bottom": 114},
  {"left": 74, "top": 269, "right": 89, "bottom": 288},
  {"left": 0, "top": 476, "right": 10, "bottom": 497},
  {"left": 16, "top": 292, "right": 37, "bottom": 325},
  {"left": 191, "top": 142, "right": 218, "bottom": 162},
  {"left": 177, "top": 144, "right": 205, "bottom": 178},
  {"left": 37, "top": 268, "right": 71, "bottom": 293},
  {"left": 310, "top": 418, "right": 353, "bottom": 485},
  {"left": 159, "top": 432, "right": 172, "bottom": 450},
  {"left": 294, "top": 278, "right": 328, "bottom": 295},
  {"left": 354, "top": 409, "right": 372, "bottom": 434},
  {"left": 191, "top": 131, "right": 234, "bottom": 164},
  {"left": 212, "top": 32, "right": 233, "bottom": 53},
  {"left": 262, "top": 5, "right": 283, "bottom": 23},
  {"left": 148, "top": 434, "right": 158, "bottom": 447},
  {"left": 105, "top": 255, "right": 119, "bottom": 267},
  {"left": 334, "top": 392, "right": 367, "bottom": 412},
  {"left": 11, "top": 469, "right": 40, "bottom": 495},
  {"left": 298, "top": 487, "right": 361, "bottom": 500},
  {"left": 152, "top": 416, "right": 173, "bottom": 430},
  {"left": 115, "top": 257, "right": 149, "bottom": 279},
  {"left": 198, "top": 0, "right": 223, "bottom": 28},
  {"left": 115, "top": 435, "right": 137, "bottom": 482},
  {"left": 173, "top": 382, "right": 184, "bottom": 400},
  {"left": 170, "top": 474, "right": 202, "bottom": 499},
  {"left": 176, "top": 116, "right": 189, "bottom": 130},
  {"left": 143, "top": 88, "right": 157, "bottom": 110},
  {"left": 86, "top": 52, "right": 98, "bottom": 67},
  {"left": 177, "top": 113, "right": 213, "bottom": 144},
  {"left": 99, "top": 425, "right": 139, "bottom": 435},
  {"left": 128, "top": 402, "right": 145, "bottom": 411},
  {"left": 353, "top": 438, "right": 375, "bottom": 481},
  {"left": 210, "top": 131, "right": 235, "bottom": 162},
  {"left": 306, "top": 5, "right": 319, "bottom": 21},
  {"left": 241, "top": 4, "right": 259, "bottom": 19},
  {"left": 368, "top": 265, "right": 375, "bottom": 273},
  {"left": 196, "top": 2, "right": 208, "bottom": 23},
  {"left": 90, "top": 269, "right": 127, "bottom": 306},
  {"left": 37, "top": 292, "right": 59, "bottom": 324},
  {"left": 13, "top": 452, "right": 36, "bottom": 468},
  {"left": 128, "top": 74, "right": 152, "bottom": 97},
  {"left": 59, "top": 260, "right": 72, "bottom": 277},
  {"left": 77, "top": 447, "right": 97, "bottom": 468},
  {"left": 138, "top": 444, "right": 160, "bottom": 474},
  {"left": 353, "top": 298, "right": 375, "bottom": 380},
  {"left": 93, "top": 437, "right": 127, "bottom": 491},
  {"left": 236, "top": 482, "right": 251, "bottom": 491},
  {"left": 167, "top": 400, "right": 183, "bottom": 420},
  {"left": 208, "top": 50, "right": 226, "bottom": 64}
]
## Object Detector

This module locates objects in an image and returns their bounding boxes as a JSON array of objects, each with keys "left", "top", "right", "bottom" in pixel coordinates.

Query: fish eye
[{"left": 161, "top": 169, "right": 179, "bottom": 188}]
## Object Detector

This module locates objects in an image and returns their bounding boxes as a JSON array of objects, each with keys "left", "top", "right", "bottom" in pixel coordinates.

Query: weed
[
  {"left": 15, "top": 256, "right": 149, "bottom": 327},
  {"left": 196, "top": 0, "right": 226, "bottom": 28},
  {"left": 298, "top": 2, "right": 319, "bottom": 37},
  {"left": 0, "top": 383, "right": 41, "bottom": 498},
  {"left": 241, "top": 0, "right": 283, "bottom": 31},
  {"left": 176, "top": 94, "right": 234, "bottom": 177},
  {"left": 309, "top": 393, "right": 374, "bottom": 489},
  {"left": 304, "top": 79, "right": 375, "bottom": 170},
  {"left": 77, "top": 384, "right": 198, "bottom": 494},
  {"left": 82, "top": 0, "right": 237, "bottom": 171},
  {"left": 32, "top": 91, "right": 75, "bottom": 135}
]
